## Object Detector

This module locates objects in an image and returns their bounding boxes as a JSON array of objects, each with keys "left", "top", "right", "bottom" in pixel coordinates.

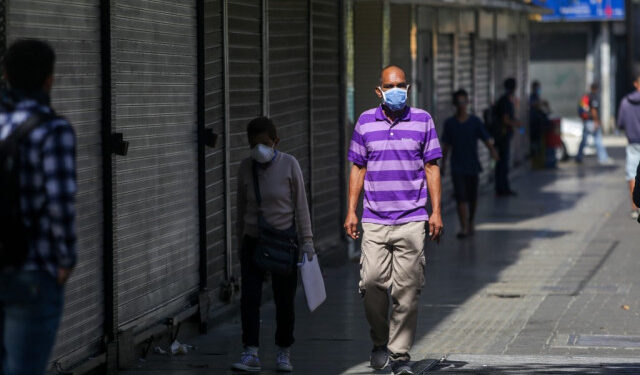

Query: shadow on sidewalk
[{"left": 122, "top": 149, "right": 626, "bottom": 375}]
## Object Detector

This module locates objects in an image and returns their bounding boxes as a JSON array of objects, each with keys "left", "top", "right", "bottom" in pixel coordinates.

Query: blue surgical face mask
[
  {"left": 251, "top": 143, "right": 276, "bottom": 164},
  {"left": 380, "top": 87, "right": 408, "bottom": 112}
]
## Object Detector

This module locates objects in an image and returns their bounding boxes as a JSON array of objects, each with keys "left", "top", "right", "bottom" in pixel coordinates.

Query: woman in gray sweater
[{"left": 232, "top": 117, "right": 315, "bottom": 373}]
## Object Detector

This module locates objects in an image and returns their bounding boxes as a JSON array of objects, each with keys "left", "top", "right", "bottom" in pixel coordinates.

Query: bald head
[{"left": 380, "top": 65, "right": 407, "bottom": 86}]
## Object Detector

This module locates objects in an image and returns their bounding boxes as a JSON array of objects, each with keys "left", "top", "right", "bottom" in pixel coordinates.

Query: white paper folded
[{"left": 299, "top": 254, "right": 326, "bottom": 312}]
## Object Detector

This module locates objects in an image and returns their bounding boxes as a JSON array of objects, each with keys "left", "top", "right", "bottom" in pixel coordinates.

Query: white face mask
[{"left": 251, "top": 143, "right": 275, "bottom": 164}]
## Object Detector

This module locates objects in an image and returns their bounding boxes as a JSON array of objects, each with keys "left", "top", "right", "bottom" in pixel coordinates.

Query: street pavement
[{"left": 122, "top": 139, "right": 640, "bottom": 374}]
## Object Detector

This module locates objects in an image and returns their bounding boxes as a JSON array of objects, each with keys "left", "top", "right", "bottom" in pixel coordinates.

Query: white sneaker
[
  {"left": 276, "top": 347, "right": 293, "bottom": 372},
  {"left": 631, "top": 210, "right": 640, "bottom": 220}
]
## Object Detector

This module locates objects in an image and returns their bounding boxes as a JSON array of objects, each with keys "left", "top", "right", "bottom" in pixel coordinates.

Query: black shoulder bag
[{"left": 251, "top": 161, "right": 298, "bottom": 275}]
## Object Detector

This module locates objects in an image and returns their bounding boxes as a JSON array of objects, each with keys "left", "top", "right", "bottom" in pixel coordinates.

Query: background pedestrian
[
  {"left": 0, "top": 39, "right": 77, "bottom": 375},
  {"left": 616, "top": 72, "right": 640, "bottom": 219},
  {"left": 441, "top": 89, "right": 499, "bottom": 238},
  {"left": 232, "top": 116, "right": 315, "bottom": 373}
]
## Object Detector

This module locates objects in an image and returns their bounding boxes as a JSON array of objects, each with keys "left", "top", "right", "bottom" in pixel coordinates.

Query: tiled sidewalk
[{"left": 122, "top": 144, "right": 640, "bottom": 374}]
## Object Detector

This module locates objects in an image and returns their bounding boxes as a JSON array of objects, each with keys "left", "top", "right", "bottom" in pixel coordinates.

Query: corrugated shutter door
[
  {"left": 516, "top": 34, "right": 529, "bottom": 163},
  {"left": 475, "top": 39, "right": 492, "bottom": 184},
  {"left": 112, "top": 1, "right": 199, "bottom": 329},
  {"left": 475, "top": 40, "right": 491, "bottom": 113},
  {"left": 269, "top": 0, "right": 309, "bottom": 182},
  {"left": 457, "top": 34, "right": 473, "bottom": 109},
  {"left": 436, "top": 33, "right": 454, "bottom": 197},
  {"left": 506, "top": 36, "right": 518, "bottom": 82},
  {"left": 228, "top": 0, "right": 261, "bottom": 272},
  {"left": 204, "top": 0, "right": 227, "bottom": 298},
  {"left": 7, "top": 0, "right": 105, "bottom": 364},
  {"left": 354, "top": 1, "right": 382, "bottom": 118},
  {"left": 436, "top": 34, "right": 453, "bottom": 129},
  {"left": 312, "top": 0, "right": 341, "bottom": 248}
]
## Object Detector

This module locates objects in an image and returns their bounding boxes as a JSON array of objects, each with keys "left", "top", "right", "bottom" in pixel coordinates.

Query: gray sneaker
[
  {"left": 370, "top": 345, "right": 389, "bottom": 370},
  {"left": 391, "top": 360, "right": 414, "bottom": 375},
  {"left": 276, "top": 348, "right": 293, "bottom": 372},
  {"left": 231, "top": 351, "right": 261, "bottom": 372}
]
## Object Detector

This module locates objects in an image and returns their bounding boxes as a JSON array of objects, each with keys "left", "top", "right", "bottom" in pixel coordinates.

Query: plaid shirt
[{"left": 0, "top": 90, "right": 77, "bottom": 278}]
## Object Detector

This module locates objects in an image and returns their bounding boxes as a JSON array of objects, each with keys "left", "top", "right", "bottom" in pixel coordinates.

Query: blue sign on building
[{"left": 533, "top": 0, "right": 625, "bottom": 21}]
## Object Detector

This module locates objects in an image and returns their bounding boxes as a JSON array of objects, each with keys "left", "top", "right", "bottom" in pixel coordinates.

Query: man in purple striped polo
[{"left": 344, "top": 66, "right": 443, "bottom": 375}]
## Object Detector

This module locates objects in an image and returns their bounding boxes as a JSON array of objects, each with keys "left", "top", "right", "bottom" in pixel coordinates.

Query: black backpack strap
[
  {"left": 1, "top": 112, "right": 54, "bottom": 150},
  {"left": 252, "top": 160, "right": 262, "bottom": 207}
]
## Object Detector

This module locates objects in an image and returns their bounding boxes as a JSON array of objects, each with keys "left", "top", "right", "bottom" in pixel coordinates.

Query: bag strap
[
  {"left": 0, "top": 113, "right": 53, "bottom": 158},
  {"left": 252, "top": 160, "right": 262, "bottom": 207}
]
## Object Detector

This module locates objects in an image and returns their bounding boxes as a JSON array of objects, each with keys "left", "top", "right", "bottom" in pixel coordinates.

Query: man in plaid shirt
[{"left": 0, "top": 40, "right": 76, "bottom": 375}]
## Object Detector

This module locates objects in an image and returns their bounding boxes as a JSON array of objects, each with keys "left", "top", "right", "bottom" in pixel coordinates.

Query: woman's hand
[{"left": 302, "top": 242, "right": 316, "bottom": 261}]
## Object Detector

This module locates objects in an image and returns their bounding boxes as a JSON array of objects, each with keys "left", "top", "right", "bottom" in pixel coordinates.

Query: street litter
[
  {"left": 154, "top": 346, "right": 168, "bottom": 355},
  {"left": 170, "top": 340, "right": 195, "bottom": 355},
  {"left": 153, "top": 341, "right": 195, "bottom": 356}
]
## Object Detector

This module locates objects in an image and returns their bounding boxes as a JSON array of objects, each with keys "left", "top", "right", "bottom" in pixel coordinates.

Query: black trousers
[
  {"left": 240, "top": 235, "right": 298, "bottom": 348},
  {"left": 452, "top": 174, "right": 479, "bottom": 204},
  {"left": 495, "top": 140, "right": 511, "bottom": 194}
]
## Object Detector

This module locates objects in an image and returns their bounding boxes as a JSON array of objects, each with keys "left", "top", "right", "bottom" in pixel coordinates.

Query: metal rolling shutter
[
  {"left": 475, "top": 39, "right": 492, "bottom": 184},
  {"left": 436, "top": 33, "right": 454, "bottom": 196},
  {"left": 312, "top": 0, "right": 341, "bottom": 249},
  {"left": 227, "top": 0, "right": 262, "bottom": 273},
  {"left": 112, "top": 1, "right": 199, "bottom": 329},
  {"left": 506, "top": 35, "right": 518, "bottom": 81},
  {"left": 7, "top": 0, "right": 105, "bottom": 365},
  {"left": 390, "top": 5, "right": 411, "bottom": 73},
  {"left": 457, "top": 34, "right": 473, "bottom": 109},
  {"left": 516, "top": 33, "right": 530, "bottom": 163},
  {"left": 436, "top": 33, "right": 454, "bottom": 129},
  {"left": 269, "top": 0, "right": 309, "bottom": 182},
  {"left": 475, "top": 40, "right": 491, "bottom": 113},
  {"left": 493, "top": 41, "right": 507, "bottom": 96},
  {"left": 506, "top": 35, "right": 522, "bottom": 163},
  {"left": 204, "top": 0, "right": 227, "bottom": 300},
  {"left": 354, "top": 1, "right": 382, "bottom": 119}
]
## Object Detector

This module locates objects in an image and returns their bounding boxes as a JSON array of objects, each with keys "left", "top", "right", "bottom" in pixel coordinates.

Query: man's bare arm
[
  {"left": 425, "top": 161, "right": 443, "bottom": 243},
  {"left": 344, "top": 164, "right": 366, "bottom": 240}
]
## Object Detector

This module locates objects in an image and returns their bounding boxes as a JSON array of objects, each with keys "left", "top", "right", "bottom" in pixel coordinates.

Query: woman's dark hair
[
  {"left": 452, "top": 89, "right": 468, "bottom": 105},
  {"left": 3, "top": 39, "right": 56, "bottom": 92},
  {"left": 504, "top": 78, "right": 517, "bottom": 92},
  {"left": 247, "top": 116, "right": 277, "bottom": 140}
]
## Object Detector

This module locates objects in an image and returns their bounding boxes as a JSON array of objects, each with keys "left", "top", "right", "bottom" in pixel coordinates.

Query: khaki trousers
[{"left": 359, "top": 221, "right": 426, "bottom": 360}]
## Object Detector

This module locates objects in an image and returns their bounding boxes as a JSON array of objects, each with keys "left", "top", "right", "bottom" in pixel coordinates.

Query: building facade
[{"left": 0, "top": 0, "right": 538, "bottom": 372}]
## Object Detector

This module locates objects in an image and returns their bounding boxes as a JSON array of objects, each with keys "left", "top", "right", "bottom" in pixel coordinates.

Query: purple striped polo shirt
[{"left": 348, "top": 105, "right": 442, "bottom": 225}]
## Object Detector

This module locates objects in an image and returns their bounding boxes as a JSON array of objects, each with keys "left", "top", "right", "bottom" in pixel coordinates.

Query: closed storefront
[
  {"left": 227, "top": 0, "right": 262, "bottom": 278},
  {"left": 111, "top": 1, "right": 200, "bottom": 331},
  {"left": 7, "top": 0, "right": 105, "bottom": 366},
  {"left": 0, "top": 0, "right": 539, "bottom": 371},
  {"left": 436, "top": 33, "right": 454, "bottom": 127},
  {"left": 203, "top": 0, "right": 227, "bottom": 303},
  {"left": 475, "top": 38, "right": 493, "bottom": 184},
  {"left": 311, "top": 0, "right": 342, "bottom": 249},
  {"left": 354, "top": 0, "right": 382, "bottom": 118},
  {"left": 268, "top": 0, "right": 310, "bottom": 182},
  {"left": 457, "top": 34, "right": 474, "bottom": 108}
]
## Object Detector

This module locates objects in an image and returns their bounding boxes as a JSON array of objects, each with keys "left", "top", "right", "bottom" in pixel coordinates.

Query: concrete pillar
[
  {"left": 586, "top": 27, "right": 595, "bottom": 92},
  {"left": 600, "top": 21, "right": 612, "bottom": 132}
]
